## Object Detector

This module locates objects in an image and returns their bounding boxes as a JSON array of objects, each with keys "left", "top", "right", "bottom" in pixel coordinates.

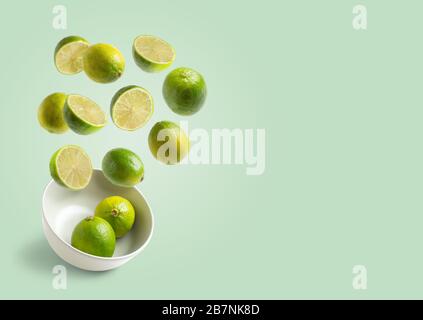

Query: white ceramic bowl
[{"left": 42, "top": 169, "right": 154, "bottom": 271}]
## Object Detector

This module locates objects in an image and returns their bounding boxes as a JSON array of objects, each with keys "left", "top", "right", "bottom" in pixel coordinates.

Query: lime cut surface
[
  {"left": 54, "top": 36, "right": 89, "bottom": 75},
  {"left": 49, "top": 145, "right": 93, "bottom": 190},
  {"left": 64, "top": 94, "right": 106, "bottom": 135},
  {"left": 133, "top": 35, "right": 175, "bottom": 72},
  {"left": 111, "top": 85, "right": 153, "bottom": 131}
]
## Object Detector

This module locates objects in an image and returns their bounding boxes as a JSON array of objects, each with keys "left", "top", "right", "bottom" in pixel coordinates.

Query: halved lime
[
  {"left": 110, "top": 85, "right": 153, "bottom": 131},
  {"left": 54, "top": 36, "right": 90, "bottom": 75},
  {"left": 49, "top": 145, "right": 93, "bottom": 190},
  {"left": 64, "top": 94, "right": 106, "bottom": 135},
  {"left": 132, "top": 35, "right": 175, "bottom": 73}
]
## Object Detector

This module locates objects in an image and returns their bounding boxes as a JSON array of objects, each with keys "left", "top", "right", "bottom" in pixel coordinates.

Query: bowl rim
[{"left": 42, "top": 168, "right": 154, "bottom": 261}]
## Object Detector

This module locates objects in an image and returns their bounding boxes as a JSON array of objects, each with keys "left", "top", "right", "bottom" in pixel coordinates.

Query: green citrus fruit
[
  {"left": 63, "top": 94, "right": 106, "bottom": 135},
  {"left": 71, "top": 216, "right": 116, "bottom": 257},
  {"left": 38, "top": 92, "right": 68, "bottom": 133},
  {"left": 148, "top": 121, "right": 190, "bottom": 165},
  {"left": 54, "top": 36, "right": 90, "bottom": 75},
  {"left": 83, "top": 43, "right": 125, "bottom": 83},
  {"left": 162, "top": 67, "right": 207, "bottom": 116},
  {"left": 132, "top": 35, "right": 175, "bottom": 73},
  {"left": 95, "top": 196, "right": 135, "bottom": 238},
  {"left": 49, "top": 145, "right": 93, "bottom": 190},
  {"left": 110, "top": 85, "right": 153, "bottom": 131},
  {"left": 102, "top": 148, "right": 144, "bottom": 187}
]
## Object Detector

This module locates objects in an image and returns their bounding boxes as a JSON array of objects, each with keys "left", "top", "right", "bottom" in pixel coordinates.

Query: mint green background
[{"left": 0, "top": 0, "right": 422, "bottom": 299}]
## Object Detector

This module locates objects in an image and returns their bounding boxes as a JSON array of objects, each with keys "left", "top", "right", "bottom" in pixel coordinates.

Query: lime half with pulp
[
  {"left": 54, "top": 36, "right": 90, "bottom": 75},
  {"left": 111, "top": 85, "right": 153, "bottom": 131},
  {"left": 132, "top": 35, "right": 175, "bottom": 73},
  {"left": 49, "top": 145, "right": 93, "bottom": 190},
  {"left": 64, "top": 94, "right": 106, "bottom": 135}
]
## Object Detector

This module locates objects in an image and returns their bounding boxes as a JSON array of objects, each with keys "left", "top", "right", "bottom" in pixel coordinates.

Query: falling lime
[
  {"left": 49, "top": 145, "right": 93, "bottom": 190},
  {"left": 54, "top": 36, "right": 90, "bottom": 75},
  {"left": 110, "top": 85, "right": 153, "bottom": 131},
  {"left": 83, "top": 43, "right": 125, "bottom": 83},
  {"left": 148, "top": 121, "right": 190, "bottom": 165},
  {"left": 163, "top": 67, "right": 207, "bottom": 116},
  {"left": 63, "top": 94, "right": 106, "bottom": 135},
  {"left": 102, "top": 148, "right": 144, "bottom": 187},
  {"left": 38, "top": 92, "right": 68, "bottom": 134},
  {"left": 132, "top": 35, "right": 175, "bottom": 73}
]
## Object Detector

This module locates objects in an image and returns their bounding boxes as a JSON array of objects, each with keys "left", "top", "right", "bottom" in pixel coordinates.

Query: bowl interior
[{"left": 43, "top": 170, "right": 153, "bottom": 258}]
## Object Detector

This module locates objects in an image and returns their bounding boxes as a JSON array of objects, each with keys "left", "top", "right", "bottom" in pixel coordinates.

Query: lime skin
[
  {"left": 54, "top": 35, "right": 89, "bottom": 57},
  {"left": 49, "top": 145, "right": 93, "bottom": 190},
  {"left": 63, "top": 96, "right": 105, "bottom": 135},
  {"left": 49, "top": 147, "right": 65, "bottom": 187},
  {"left": 110, "top": 85, "right": 140, "bottom": 109},
  {"left": 38, "top": 93, "right": 68, "bottom": 134},
  {"left": 102, "top": 148, "right": 144, "bottom": 187},
  {"left": 54, "top": 36, "right": 89, "bottom": 75},
  {"left": 83, "top": 44, "right": 125, "bottom": 83},
  {"left": 132, "top": 35, "right": 175, "bottom": 73},
  {"left": 71, "top": 216, "right": 116, "bottom": 257},
  {"left": 162, "top": 67, "right": 207, "bottom": 116},
  {"left": 148, "top": 121, "right": 190, "bottom": 165},
  {"left": 95, "top": 196, "right": 135, "bottom": 238}
]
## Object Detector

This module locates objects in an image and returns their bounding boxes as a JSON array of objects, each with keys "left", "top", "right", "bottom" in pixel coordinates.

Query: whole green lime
[
  {"left": 83, "top": 43, "right": 125, "bottom": 83},
  {"left": 102, "top": 148, "right": 144, "bottom": 187},
  {"left": 162, "top": 67, "right": 207, "bottom": 116},
  {"left": 95, "top": 196, "right": 135, "bottom": 238},
  {"left": 148, "top": 121, "right": 190, "bottom": 165},
  {"left": 38, "top": 93, "right": 68, "bottom": 133},
  {"left": 71, "top": 216, "right": 116, "bottom": 257}
]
